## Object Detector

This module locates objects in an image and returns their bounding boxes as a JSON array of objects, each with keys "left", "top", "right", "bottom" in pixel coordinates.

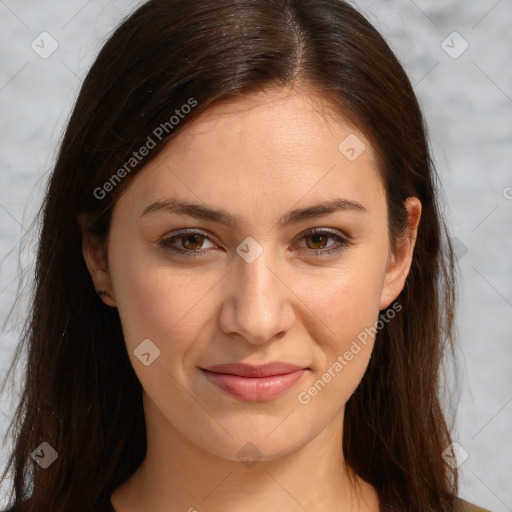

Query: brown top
[
  {"left": 103, "top": 496, "right": 492, "bottom": 512},
  {"left": 456, "top": 498, "right": 492, "bottom": 512}
]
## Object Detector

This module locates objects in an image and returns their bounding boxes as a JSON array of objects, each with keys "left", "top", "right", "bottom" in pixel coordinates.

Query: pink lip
[{"left": 200, "top": 362, "right": 308, "bottom": 401}]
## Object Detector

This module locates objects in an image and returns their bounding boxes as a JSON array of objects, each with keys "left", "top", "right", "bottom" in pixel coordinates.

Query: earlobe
[
  {"left": 379, "top": 197, "right": 422, "bottom": 310},
  {"left": 77, "top": 214, "right": 117, "bottom": 308}
]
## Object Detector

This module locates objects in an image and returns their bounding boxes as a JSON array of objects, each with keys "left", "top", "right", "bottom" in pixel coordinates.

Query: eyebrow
[{"left": 140, "top": 197, "right": 368, "bottom": 227}]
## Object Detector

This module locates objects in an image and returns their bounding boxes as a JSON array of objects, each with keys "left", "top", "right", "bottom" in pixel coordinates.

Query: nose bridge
[{"left": 221, "top": 239, "right": 294, "bottom": 344}]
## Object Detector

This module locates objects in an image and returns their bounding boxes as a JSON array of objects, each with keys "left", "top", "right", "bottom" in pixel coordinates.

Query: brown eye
[
  {"left": 304, "top": 233, "right": 330, "bottom": 250},
  {"left": 298, "top": 229, "right": 352, "bottom": 257},
  {"left": 180, "top": 234, "right": 206, "bottom": 250},
  {"left": 159, "top": 228, "right": 352, "bottom": 259},
  {"left": 159, "top": 230, "right": 217, "bottom": 257}
]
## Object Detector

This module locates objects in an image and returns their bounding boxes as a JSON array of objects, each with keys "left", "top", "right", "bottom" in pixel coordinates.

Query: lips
[
  {"left": 202, "top": 362, "right": 305, "bottom": 377},
  {"left": 200, "top": 362, "right": 308, "bottom": 401}
]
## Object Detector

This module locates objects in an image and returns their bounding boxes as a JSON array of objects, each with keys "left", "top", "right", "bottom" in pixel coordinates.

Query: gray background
[{"left": 0, "top": 0, "right": 511, "bottom": 509}]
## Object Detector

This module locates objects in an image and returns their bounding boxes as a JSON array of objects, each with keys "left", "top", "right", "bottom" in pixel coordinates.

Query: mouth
[{"left": 200, "top": 362, "right": 309, "bottom": 401}]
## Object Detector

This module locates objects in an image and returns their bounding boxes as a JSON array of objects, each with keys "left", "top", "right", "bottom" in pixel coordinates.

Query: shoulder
[
  {"left": 3, "top": 497, "right": 491, "bottom": 512},
  {"left": 456, "top": 497, "right": 493, "bottom": 512}
]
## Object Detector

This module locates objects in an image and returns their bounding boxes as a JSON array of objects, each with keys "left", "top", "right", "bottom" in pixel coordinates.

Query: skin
[{"left": 81, "top": 85, "right": 421, "bottom": 512}]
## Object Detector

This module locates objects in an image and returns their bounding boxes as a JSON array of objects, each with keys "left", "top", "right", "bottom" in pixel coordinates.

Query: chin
[{"left": 185, "top": 414, "right": 317, "bottom": 464}]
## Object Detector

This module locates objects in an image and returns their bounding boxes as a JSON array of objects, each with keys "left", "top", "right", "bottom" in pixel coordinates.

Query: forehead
[
  {"left": 117, "top": 86, "right": 385, "bottom": 221},
  {"left": 168, "top": 86, "right": 373, "bottom": 163}
]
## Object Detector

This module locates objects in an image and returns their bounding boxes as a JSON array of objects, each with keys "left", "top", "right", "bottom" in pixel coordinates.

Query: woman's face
[{"left": 84, "top": 86, "right": 420, "bottom": 462}]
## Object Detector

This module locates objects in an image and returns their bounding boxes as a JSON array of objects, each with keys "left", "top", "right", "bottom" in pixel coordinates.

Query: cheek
[
  {"left": 109, "top": 245, "right": 218, "bottom": 356},
  {"left": 301, "top": 255, "right": 387, "bottom": 343},
  {"left": 296, "top": 253, "right": 387, "bottom": 401}
]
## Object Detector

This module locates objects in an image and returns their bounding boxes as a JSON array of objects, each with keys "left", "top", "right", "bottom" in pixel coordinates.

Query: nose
[{"left": 218, "top": 247, "right": 295, "bottom": 345}]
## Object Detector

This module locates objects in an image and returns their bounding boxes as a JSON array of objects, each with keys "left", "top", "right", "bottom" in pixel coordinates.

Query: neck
[{"left": 111, "top": 395, "right": 379, "bottom": 512}]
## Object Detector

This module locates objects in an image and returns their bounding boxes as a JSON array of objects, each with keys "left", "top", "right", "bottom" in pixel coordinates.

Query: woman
[{"left": 0, "top": 0, "right": 492, "bottom": 510}]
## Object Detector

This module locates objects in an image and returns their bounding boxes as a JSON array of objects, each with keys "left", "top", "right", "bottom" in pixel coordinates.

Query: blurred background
[{"left": 0, "top": 0, "right": 511, "bottom": 509}]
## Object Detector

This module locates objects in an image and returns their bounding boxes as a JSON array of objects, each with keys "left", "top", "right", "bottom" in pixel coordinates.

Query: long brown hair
[{"left": 1, "top": 0, "right": 458, "bottom": 510}]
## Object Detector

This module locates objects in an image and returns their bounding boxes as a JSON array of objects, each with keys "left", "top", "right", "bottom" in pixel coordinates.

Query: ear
[
  {"left": 77, "top": 213, "right": 117, "bottom": 308},
  {"left": 379, "top": 197, "right": 422, "bottom": 310}
]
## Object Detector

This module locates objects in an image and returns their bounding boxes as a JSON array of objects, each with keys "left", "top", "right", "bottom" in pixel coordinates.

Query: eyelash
[{"left": 158, "top": 228, "right": 353, "bottom": 258}]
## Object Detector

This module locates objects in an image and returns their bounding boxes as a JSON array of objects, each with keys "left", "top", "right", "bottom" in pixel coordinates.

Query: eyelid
[
  {"left": 297, "top": 228, "right": 353, "bottom": 256},
  {"left": 158, "top": 227, "right": 353, "bottom": 257}
]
